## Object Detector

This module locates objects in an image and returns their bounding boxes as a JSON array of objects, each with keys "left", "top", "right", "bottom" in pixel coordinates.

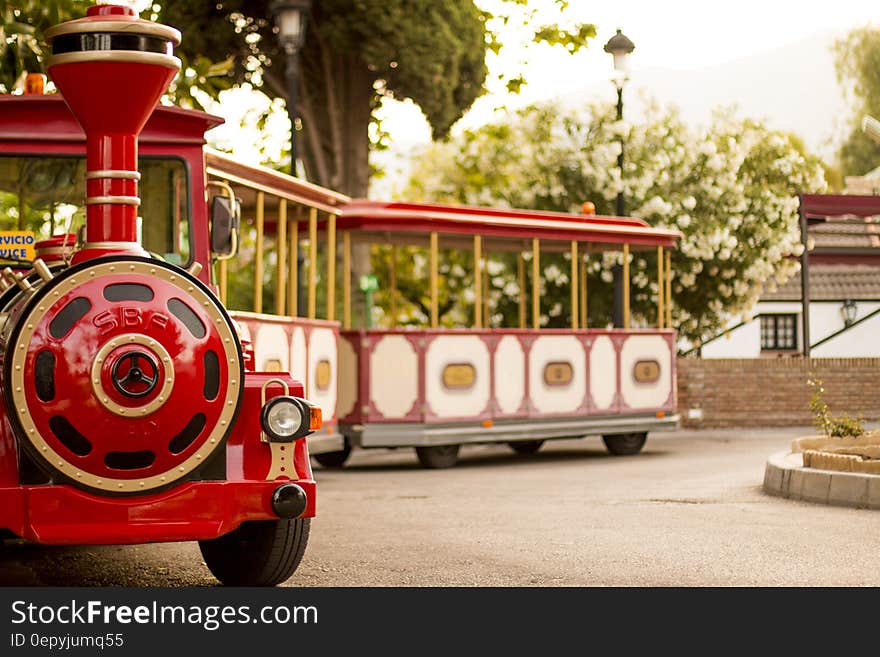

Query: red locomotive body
[{"left": 0, "top": 4, "right": 318, "bottom": 586}]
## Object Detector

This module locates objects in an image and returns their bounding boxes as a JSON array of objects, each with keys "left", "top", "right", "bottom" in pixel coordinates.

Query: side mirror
[{"left": 211, "top": 194, "right": 240, "bottom": 257}]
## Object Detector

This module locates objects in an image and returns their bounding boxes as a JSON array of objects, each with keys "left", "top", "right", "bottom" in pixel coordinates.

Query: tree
[
  {"left": 834, "top": 25, "right": 880, "bottom": 176},
  {"left": 400, "top": 101, "right": 828, "bottom": 347},
  {"left": 156, "top": 1, "right": 488, "bottom": 197},
  {"left": 4, "top": 1, "right": 595, "bottom": 199},
  {"left": 0, "top": 0, "right": 86, "bottom": 92}
]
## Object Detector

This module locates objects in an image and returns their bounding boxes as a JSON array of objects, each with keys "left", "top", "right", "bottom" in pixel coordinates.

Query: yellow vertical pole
[
  {"left": 517, "top": 252, "right": 526, "bottom": 329},
  {"left": 473, "top": 235, "right": 482, "bottom": 329},
  {"left": 429, "top": 231, "right": 439, "bottom": 328},
  {"left": 580, "top": 255, "right": 587, "bottom": 328},
  {"left": 219, "top": 259, "right": 227, "bottom": 306},
  {"left": 657, "top": 246, "right": 664, "bottom": 329},
  {"left": 276, "top": 199, "right": 287, "bottom": 316},
  {"left": 483, "top": 254, "right": 490, "bottom": 328},
  {"left": 326, "top": 214, "right": 336, "bottom": 321},
  {"left": 666, "top": 250, "right": 673, "bottom": 329},
  {"left": 623, "top": 243, "right": 630, "bottom": 329},
  {"left": 532, "top": 238, "right": 540, "bottom": 329},
  {"left": 288, "top": 208, "right": 298, "bottom": 317},
  {"left": 343, "top": 230, "right": 351, "bottom": 329},
  {"left": 308, "top": 207, "right": 317, "bottom": 320},
  {"left": 254, "top": 191, "right": 264, "bottom": 314},
  {"left": 570, "top": 241, "right": 578, "bottom": 330},
  {"left": 389, "top": 244, "right": 398, "bottom": 328}
]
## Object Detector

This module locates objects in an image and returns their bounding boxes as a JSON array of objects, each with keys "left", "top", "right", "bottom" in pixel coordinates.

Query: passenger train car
[{"left": 207, "top": 171, "right": 681, "bottom": 470}]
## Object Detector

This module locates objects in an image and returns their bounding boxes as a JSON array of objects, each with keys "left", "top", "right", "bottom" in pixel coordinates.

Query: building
[{"left": 700, "top": 188, "right": 880, "bottom": 358}]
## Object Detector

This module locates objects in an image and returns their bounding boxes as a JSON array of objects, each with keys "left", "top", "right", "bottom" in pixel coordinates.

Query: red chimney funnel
[{"left": 44, "top": 3, "right": 181, "bottom": 261}]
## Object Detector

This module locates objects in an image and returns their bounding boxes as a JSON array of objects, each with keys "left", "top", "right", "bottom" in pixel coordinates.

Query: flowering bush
[{"left": 401, "top": 100, "right": 828, "bottom": 345}]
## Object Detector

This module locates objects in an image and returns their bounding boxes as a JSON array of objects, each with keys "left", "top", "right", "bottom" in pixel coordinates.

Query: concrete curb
[{"left": 763, "top": 451, "right": 880, "bottom": 509}]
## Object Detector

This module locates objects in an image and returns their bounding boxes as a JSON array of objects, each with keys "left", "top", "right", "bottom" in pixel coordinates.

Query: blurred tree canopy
[
  {"left": 834, "top": 25, "right": 880, "bottom": 176},
  {"left": 2, "top": 1, "right": 595, "bottom": 198}
]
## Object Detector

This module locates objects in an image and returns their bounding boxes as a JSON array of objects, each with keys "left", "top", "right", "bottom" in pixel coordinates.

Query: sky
[{"left": 377, "top": 0, "right": 879, "bottom": 142}]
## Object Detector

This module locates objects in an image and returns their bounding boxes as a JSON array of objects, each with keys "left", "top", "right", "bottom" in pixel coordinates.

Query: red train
[{"left": 0, "top": 4, "right": 319, "bottom": 585}]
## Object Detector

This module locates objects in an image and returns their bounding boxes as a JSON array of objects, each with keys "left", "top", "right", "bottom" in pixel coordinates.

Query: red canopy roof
[
  {"left": 339, "top": 200, "right": 680, "bottom": 249},
  {"left": 800, "top": 193, "right": 880, "bottom": 222}
]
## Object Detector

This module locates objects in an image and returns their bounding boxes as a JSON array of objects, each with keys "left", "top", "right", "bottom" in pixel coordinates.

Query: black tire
[
  {"left": 199, "top": 518, "right": 310, "bottom": 586},
  {"left": 313, "top": 441, "right": 351, "bottom": 468},
  {"left": 415, "top": 444, "right": 460, "bottom": 469},
  {"left": 602, "top": 432, "right": 647, "bottom": 456},
  {"left": 508, "top": 440, "right": 544, "bottom": 455}
]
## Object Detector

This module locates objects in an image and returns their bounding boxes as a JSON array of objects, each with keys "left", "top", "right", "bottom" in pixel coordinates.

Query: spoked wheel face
[{"left": 4, "top": 257, "right": 243, "bottom": 495}]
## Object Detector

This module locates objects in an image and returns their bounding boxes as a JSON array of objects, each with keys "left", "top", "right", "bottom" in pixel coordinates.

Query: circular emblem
[{"left": 111, "top": 350, "right": 159, "bottom": 398}]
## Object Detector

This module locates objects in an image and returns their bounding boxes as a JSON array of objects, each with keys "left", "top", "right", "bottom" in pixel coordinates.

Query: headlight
[{"left": 260, "top": 396, "right": 321, "bottom": 442}]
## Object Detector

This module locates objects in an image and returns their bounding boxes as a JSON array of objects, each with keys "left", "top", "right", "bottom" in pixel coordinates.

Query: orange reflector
[
  {"left": 656, "top": 411, "right": 665, "bottom": 418},
  {"left": 482, "top": 420, "right": 493, "bottom": 428},
  {"left": 309, "top": 406, "right": 323, "bottom": 430},
  {"left": 24, "top": 73, "right": 46, "bottom": 95}
]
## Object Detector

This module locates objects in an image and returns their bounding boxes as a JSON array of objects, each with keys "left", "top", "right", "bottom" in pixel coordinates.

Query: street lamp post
[
  {"left": 604, "top": 29, "right": 635, "bottom": 329},
  {"left": 272, "top": 0, "right": 312, "bottom": 316}
]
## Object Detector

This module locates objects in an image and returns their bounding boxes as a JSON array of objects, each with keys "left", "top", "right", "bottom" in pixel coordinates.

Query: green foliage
[
  {"left": 808, "top": 376, "right": 865, "bottom": 438},
  {"left": 533, "top": 23, "right": 597, "bottom": 54},
  {"left": 0, "top": 0, "right": 90, "bottom": 92},
  {"left": 833, "top": 25, "right": 880, "bottom": 175}
]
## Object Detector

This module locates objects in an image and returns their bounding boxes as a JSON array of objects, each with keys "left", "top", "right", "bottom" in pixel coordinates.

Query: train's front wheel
[
  {"left": 602, "top": 432, "right": 647, "bottom": 456},
  {"left": 415, "top": 444, "right": 460, "bottom": 469},
  {"left": 199, "top": 518, "right": 310, "bottom": 586}
]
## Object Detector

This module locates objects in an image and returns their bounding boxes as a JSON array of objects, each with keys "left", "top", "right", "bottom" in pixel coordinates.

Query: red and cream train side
[{"left": 200, "top": 176, "right": 681, "bottom": 470}]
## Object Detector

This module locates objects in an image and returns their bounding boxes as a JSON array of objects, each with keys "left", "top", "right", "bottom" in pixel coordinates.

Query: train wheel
[
  {"left": 313, "top": 441, "right": 351, "bottom": 469},
  {"left": 602, "top": 432, "right": 647, "bottom": 456},
  {"left": 415, "top": 444, "right": 460, "bottom": 469},
  {"left": 199, "top": 518, "right": 310, "bottom": 586},
  {"left": 508, "top": 440, "right": 544, "bottom": 455}
]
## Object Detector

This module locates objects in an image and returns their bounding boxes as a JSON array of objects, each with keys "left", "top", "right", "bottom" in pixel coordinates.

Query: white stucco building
[{"left": 698, "top": 186, "right": 880, "bottom": 358}]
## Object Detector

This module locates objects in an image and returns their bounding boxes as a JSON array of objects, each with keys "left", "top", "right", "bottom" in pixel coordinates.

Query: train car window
[{"left": 0, "top": 155, "right": 190, "bottom": 264}]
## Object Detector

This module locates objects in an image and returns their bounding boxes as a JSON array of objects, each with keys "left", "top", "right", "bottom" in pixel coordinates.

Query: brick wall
[{"left": 677, "top": 357, "right": 880, "bottom": 428}]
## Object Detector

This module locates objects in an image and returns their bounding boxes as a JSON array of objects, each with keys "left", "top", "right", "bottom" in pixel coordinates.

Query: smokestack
[{"left": 44, "top": 3, "right": 181, "bottom": 260}]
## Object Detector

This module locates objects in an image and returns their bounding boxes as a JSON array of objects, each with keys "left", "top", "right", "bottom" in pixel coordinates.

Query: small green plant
[{"left": 808, "top": 376, "right": 865, "bottom": 438}]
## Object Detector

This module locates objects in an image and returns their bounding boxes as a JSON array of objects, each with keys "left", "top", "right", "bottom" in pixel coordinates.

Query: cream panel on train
[
  {"left": 370, "top": 335, "right": 418, "bottom": 419},
  {"left": 493, "top": 335, "right": 525, "bottom": 416},
  {"left": 589, "top": 335, "right": 617, "bottom": 410},
  {"left": 619, "top": 335, "right": 672, "bottom": 410},
  {"left": 253, "top": 324, "right": 290, "bottom": 372},
  {"left": 528, "top": 335, "right": 586, "bottom": 414},
  {"left": 307, "top": 327, "right": 338, "bottom": 422},
  {"left": 289, "top": 326, "right": 307, "bottom": 393},
  {"left": 337, "top": 336, "right": 358, "bottom": 419},
  {"left": 425, "top": 335, "right": 491, "bottom": 418}
]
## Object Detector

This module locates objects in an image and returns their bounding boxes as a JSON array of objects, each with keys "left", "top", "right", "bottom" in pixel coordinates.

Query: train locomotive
[{"left": 0, "top": 3, "right": 319, "bottom": 586}]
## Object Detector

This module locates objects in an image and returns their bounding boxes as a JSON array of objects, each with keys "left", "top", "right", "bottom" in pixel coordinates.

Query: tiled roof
[
  {"left": 762, "top": 264, "right": 880, "bottom": 301},
  {"left": 810, "top": 215, "right": 880, "bottom": 250}
]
